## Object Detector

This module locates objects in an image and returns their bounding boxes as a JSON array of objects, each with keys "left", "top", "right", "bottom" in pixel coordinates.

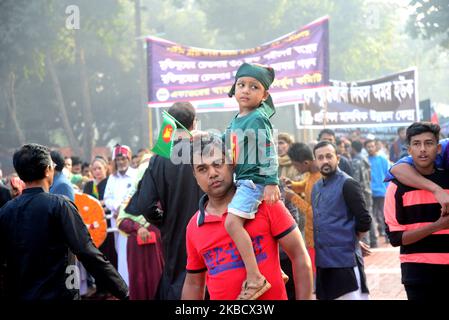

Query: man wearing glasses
[{"left": 0, "top": 143, "right": 128, "bottom": 300}]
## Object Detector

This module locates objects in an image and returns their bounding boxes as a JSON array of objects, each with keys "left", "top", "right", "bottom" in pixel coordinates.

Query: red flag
[{"left": 431, "top": 109, "right": 439, "bottom": 124}]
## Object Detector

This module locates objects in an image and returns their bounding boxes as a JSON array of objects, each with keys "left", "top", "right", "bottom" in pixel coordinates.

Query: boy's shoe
[{"left": 237, "top": 277, "right": 271, "bottom": 300}]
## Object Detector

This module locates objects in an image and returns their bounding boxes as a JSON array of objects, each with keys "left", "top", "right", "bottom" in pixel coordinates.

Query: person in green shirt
[{"left": 222, "top": 63, "right": 281, "bottom": 299}]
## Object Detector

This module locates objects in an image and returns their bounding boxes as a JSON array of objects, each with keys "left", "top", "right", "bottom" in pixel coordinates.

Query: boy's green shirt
[{"left": 225, "top": 107, "right": 279, "bottom": 186}]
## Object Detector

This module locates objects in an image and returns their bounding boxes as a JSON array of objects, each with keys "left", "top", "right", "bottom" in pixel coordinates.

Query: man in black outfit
[
  {"left": 127, "top": 102, "right": 203, "bottom": 300},
  {"left": 0, "top": 143, "right": 128, "bottom": 300},
  {"left": 0, "top": 184, "right": 11, "bottom": 208}
]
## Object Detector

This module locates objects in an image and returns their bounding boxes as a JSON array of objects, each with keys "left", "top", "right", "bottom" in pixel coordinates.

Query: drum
[{"left": 74, "top": 192, "right": 107, "bottom": 248}]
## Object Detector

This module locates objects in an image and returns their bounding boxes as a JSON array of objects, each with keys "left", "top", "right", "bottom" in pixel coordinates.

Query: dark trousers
[
  {"left": 405, "top": 283, "right": 446, "bottom": 300},
  {"left": 156, "top": 270, "right": 186, "bottom": 300},
  {"left": 361, "top": 194, "right": 377, "bottom": 247},
  {"left": 372, "top": 197, "right": 386, "bottom": 236},
  {"left": 280, "top": 252, "right": 295, "bottom": 300}
]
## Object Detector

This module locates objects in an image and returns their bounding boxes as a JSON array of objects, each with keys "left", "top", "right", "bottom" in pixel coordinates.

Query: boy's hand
[
  {"left": 264, "top": 184, "right": 281, "bottom": 205},
  {"left": 283, "top": 187, "right": 296, "bottom": 202},
  {"left": 190, "top": 130, "right": 209, "bottom": 141},
  {"left": 280, "top": 176, "right": 292, "bottom": 187}
]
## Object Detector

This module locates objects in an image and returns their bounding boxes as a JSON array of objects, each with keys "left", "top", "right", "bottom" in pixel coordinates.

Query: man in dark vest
[{"left": 312, "top": 141, "right": 371, "bottom": 300}]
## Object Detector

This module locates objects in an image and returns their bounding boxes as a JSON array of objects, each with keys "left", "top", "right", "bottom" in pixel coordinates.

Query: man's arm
[
  {"left": 53, "top": 183, "right": 75, "bottom": 202},
  {"left": 402, "top": 214, "right": 449, "bottom": 245},
  {"left": 391, "top": 163, "right": 449, "bottom": 215},
  {"left": 289, "top": 180, "right": 306, "bottom": 194},
  {"left": 181, "top": 272, "right": 206, "bottom": 300},
  {"left": 103, "top": 178, "right": 122, "bottom": 212},
  {"left": 278, "top": 227, "right": 313, "bottom": 300},
  {"left": 285, "top": 190, "right": 309, "bottom": 217},
  {"left": 342, "top": 179, "right": 371, "bottom": 238},
  {"left": 136, "top": 158, "right": 163, "bottom": 225},
  {"left": 339, "top": 156, "right": 354, "bottom": 177},
  {"left": 59, "top": 200, "right": 129, "bottom": 299}
]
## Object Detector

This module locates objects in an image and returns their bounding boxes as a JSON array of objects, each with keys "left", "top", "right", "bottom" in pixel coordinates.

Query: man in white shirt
[{"left": 104, "top": 145, "right": 137, "bottom": 286}]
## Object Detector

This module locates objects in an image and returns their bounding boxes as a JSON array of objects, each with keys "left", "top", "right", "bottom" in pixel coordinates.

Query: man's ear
[
  {"left": 45, "top": 165, "right": 51, "bottom": 178},
  {"left": 437, "top": 143, "right": 442, "bottom": 155}
]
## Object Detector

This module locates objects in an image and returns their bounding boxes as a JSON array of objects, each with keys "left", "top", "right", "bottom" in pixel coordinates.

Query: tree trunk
[
  {"left": 135, "top": 0, "right": 150, "bottom": 148},
  {"left": 46, "top": 54, "right": 82, "bottom": 156},
  {"left": 3, "top": 72, "right": 26, "bottom": 145},
  {"left": 78, "top": 45, "right": 95, "bottom": 162}
]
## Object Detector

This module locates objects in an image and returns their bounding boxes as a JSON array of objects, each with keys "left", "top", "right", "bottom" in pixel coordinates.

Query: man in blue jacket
[
  {"left": 49, "top": 150, "right": 75, "bottom": 201},
  {"left": 312, "top": 141, "right": 371, "bottom": 300}
]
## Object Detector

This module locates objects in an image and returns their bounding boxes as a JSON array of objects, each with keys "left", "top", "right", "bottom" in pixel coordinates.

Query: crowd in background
[{"left": 0, "top": 125, "right": 408, "bottom": 300}]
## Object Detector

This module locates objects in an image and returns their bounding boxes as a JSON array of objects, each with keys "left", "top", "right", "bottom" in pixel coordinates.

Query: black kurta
[
  {"left": 0, "top": 187, "right": 128, "bottom": 300},
  {"left": 127, "top": 139, "right": 204, "bottom": 300}
]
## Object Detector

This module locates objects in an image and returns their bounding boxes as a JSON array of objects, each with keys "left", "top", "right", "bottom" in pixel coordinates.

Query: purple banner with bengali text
[{"left": 147, "top": 17, "right": 329, "bottom": 110}]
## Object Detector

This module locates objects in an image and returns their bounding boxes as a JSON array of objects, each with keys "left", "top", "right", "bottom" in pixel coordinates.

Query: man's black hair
[
  {"left": 406, "top": 122, "right": 440, "bottom": 145},
  {"left": 313, "top": 140, "right": 338, "bottom": 156},
  {"left": 335, "top": 137, "right": 342, "bottom": 146},
  {"left": 50, "top": 150, "right": 65, "bottom": 172},
  {"left": 71, "top": 156, "right": 82, "bottom": 166},
  {"left": 190, "top": 134, "right": 229, "bottom": 167},
  {"left": 13, "top": 143, "right": 52, "bottom": 182},
  {"left": 397, "top": 126, "right": 406, "bottom": 134},
  {"left": 351, "top": 140, "right": 363, "bottom": 153},
  {"left": 168, "top": 101, "right": 196, "bottom": 130},
  {"left": 318, "top": 128, "right": 335, "bottom": 141},
  {"left": 364, "top": 139, "right": 375, "bottom": 148},
  {"left": 288, "top": 142, "right": 313, "bottom": 163}
]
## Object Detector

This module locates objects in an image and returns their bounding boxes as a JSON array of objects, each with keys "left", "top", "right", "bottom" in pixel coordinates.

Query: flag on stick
[{"left": 151, "top": 111, "right": 192, "bottom": 158}]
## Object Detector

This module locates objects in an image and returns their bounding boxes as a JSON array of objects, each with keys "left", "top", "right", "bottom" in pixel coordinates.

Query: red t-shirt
[{"left": 186, "top": 200, "right": 296, "bottom": 300}]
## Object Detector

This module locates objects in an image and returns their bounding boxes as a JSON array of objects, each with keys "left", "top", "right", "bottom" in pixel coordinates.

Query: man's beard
[
  {"left": 320, "top": 164, "right": 336, "bottom": 176},
  {"left": 118, "top": 166, "right": 128, "bottom": 174}
]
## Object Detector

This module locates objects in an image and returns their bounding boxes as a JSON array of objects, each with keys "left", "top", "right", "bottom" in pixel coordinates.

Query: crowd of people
[{"left": 0, "top": 63, "right": 448, "bottom": 301}]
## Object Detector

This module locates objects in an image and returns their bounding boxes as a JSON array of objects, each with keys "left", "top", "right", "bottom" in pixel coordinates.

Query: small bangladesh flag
[
  {"left": 151, "top": 111, "right": 177, "bottom": 158},
  {"left": 151, "top": 110, "right": 192, "bottom": 158}
]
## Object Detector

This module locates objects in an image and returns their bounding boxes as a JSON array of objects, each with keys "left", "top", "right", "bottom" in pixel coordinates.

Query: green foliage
[
  {"left": 407, "top": 0, "right": 449, "bottom": 48},
  {"left": 1, "top": 0, "right": 449, "bottom": 170}
]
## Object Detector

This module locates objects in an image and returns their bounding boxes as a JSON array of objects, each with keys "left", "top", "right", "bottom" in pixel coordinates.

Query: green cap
[{"left": 228, "top": 63, "right": 276, "bottom": 118}]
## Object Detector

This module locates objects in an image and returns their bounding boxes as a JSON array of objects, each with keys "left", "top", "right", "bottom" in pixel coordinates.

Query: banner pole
[
  {"left": 149, "top": 106, "right": 153, "bottom": 148},
  {"left": 323, "top": 87, "right": 328, "bottom": 128}
]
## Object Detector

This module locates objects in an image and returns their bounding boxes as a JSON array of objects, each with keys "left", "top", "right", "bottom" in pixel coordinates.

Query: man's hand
[
  {"left": 190, "top": 130, "right": 209, "bottom": 141},
  {"left": 359, "top": 241, "right": 372, "bottom": 257},
  {"left": 280, "top": 176, "right": 292, "bottom": 188},
  {"left": 432, "top": 187, "right": 449, "bottom": 216},
  {"left": 434, "top": 212, "right": 449, "bottom": 230},
  {"left": 283, "top": 187, "right": 296, "bottom": 202},
  {"left": 264, "top": 185, "right": 281, "bottom": 205}
]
